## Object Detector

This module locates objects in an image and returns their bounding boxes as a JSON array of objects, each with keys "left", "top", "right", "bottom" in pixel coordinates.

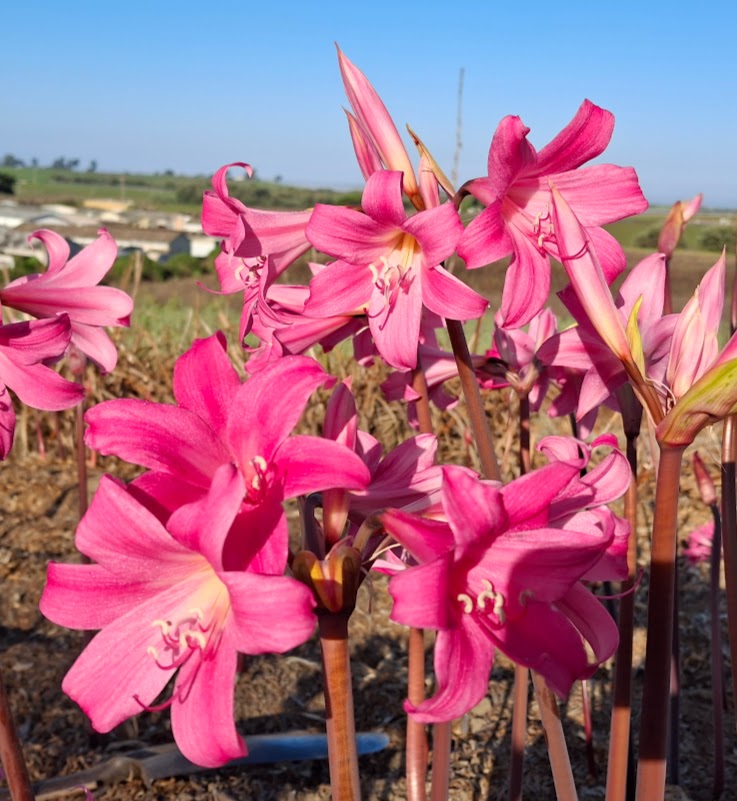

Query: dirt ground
[{"left": 1, "top": 249, "right": 735, "bottom": 801}]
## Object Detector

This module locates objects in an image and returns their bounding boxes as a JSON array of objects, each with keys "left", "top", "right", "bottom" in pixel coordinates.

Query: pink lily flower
[
  {"left": 538, "top": 251, "right": 677, "bottom": 420},
  {"left": 457, "top": 100, "right": 647, "bottom": 327},
  {"left": 304, "top": 170, "right": 488, "bottom": 370},
  {"left": 85, "top": 333, "right": 371, "bottom": 563},
  {"left": 201, "top": 163, "right": 312, "bottom": 337},
  {"left": 664, "top": 250, "right": 725, "bottom": 400},
  {"left": 683, "top": 521, "right": 715, "bottom": 566},
  {"left": 336, "top": 46, "right": 421, "bottom": 208},
  {"left": 382, "top": 436, "right": 627, "bottom": 721},
  {"left": 0, "top": 315, "right": 84, "bottom": 458},
  {"left": 0, "top": 229, "right": 133, "bottom": 372},
  {"left": 321, "top": 380, "right": 442, "bottom": 541},
  {"left": 40, "top": 469, "right": 316, "bottom": 767},
  {"left": 244, "top": 274, "right": 368, "bottom": 374}
]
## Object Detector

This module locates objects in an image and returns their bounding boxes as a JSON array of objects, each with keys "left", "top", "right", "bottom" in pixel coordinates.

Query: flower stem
[
  {"left": 708, "top": 501, "right": 725, "bottom": 799},
  {"left": 720, "top": 413, "right": 737, "bottom": 742},
  {"left": 509, "top": 394, "right": 531, "bottom": 800},
  {"left": 635, "top": 443, "right": 685, "bottom": 800},
  {"left": 408, "top": 361, "right": 431, "bottom": 801},
  {"left": 509, "top": 664, "right": 529, "bottom": 801},
  {"left": 318, "top": 612, "right": 361, "bottom": 801},
  {"left": 446, "top": 318, "right": 500, "bottom": 481},
  {"left": 531, "top": 672, "right": 577, "bottom": 801},
  {"left": 605, "top": 430, "right": 638, "bottom": 801},
  {"left": 0, "top": 667, "right": 35, "bottom": 801}
]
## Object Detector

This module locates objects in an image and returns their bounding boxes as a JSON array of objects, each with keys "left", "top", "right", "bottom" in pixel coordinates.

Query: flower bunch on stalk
[{"left": 32, "top": 42, "right": 678, "bottom": 801}]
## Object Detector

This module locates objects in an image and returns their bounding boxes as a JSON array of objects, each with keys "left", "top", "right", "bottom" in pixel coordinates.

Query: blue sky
[{"left": 4, "top": 1, "right": 736, "bottom": 207}]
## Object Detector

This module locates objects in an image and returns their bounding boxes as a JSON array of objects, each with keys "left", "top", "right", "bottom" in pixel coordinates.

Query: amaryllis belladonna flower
[
  {"left": 40, "top": 470, "right": 316, "bottom": 767},
  {"left": 0, "top": 315, "right": 84, "bottom": 458},
  {"left": 304, "top": 170, "right": 488, "bottom": 370},
  {"left": 457, "top": 100, "right": 648, "bottom": 327},
  {"left": 382, "top": 434, "right": 628, "bottom": 722},
  {"left": 1, "top": 229, "right": 133, "bottom": 372},
  {"left": 85, "top": 333, "right": 371, "bottom": 564}
]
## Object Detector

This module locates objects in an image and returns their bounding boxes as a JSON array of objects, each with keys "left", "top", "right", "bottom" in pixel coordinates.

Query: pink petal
[
  {"left": 422, "top": 264, "right": 488, "bottom": 321},
  {"left": 60, "top": 576, "right": 207, "bottom": 733},
  {"left": 403, "top": 202, "right": 462, "bottom": 267},
  {"left": 304, "top": 259, "right": 374, "bottom": 317},
  {"left": 457, "top": 201, "right": 514, "bottom": 269},
  {"left": 441, "top": 466, "right": 507, "bottom": 548},
  {"left": 368, "top": 272, "right": 422, "bottom": 370},
  {"left": 489, "top": 601, "right": 590, "bottom": 698},
  {"left": 617, "top": 253, "right": 666, "bottom": 322},
  {"left": 50, "top": 228, "right": 117, "bottom": 287},
  {"left": 306, "top": 204, "right": 397, "bottom": 264},
  {"left": 0, "top": 386, "right": 14, "bottom": 459},
  {"left": 501, "top": 463, "right": 579, "bottom": 528},
  {"left": 388, "top": 553, "right": 454, "bottom": 630},
  {"left": 0, "top": 353, "right": 83, "bottom": 412},
  {"left": 485, "top": 115, "right": 535, "bottom": 197},
  {"left": 275, "top": 435, "right": 370, "bottom": 498},
  {"left": 498, "top": 233, "right": 551, "bottom": 327},
  {"left": 406, "top": 623, "right": 495, "bottom": 723},
  {"left": 173, "top": 333, "right": 241, "bottom": 433},
  {"left": 27, "top": 229, "right": 70, "bottom": 276},
  {"left": 226, "top": 356, "right": 331, "bottom": 466},
  {"left": 533, "top": 100, "right": 614, "bottom": 174},
  {"left": 224, "top": 571, "right": 316, "bottom": 653},
  {"left": 337, "top": 45, "right": 419, "bottom": 200},
  {"left": 554, "top": 582, "right": 618, "bottom": 667},
  {"left": 170, "top": 627, "right": 245, "bottom": 768},
  {"left": 345, "top": 109, "right": 383, "bottom": 180},
  {"left": 41, "top": 563, "right": 165, "bottom": 630},
  {"left": 380, "top": 508, "right": 454, "bottom": 563},
  {"left": 76, "top": 477, "right": 200, "bottom": 576},
  {"left": 70, "top": 324, "right": 119, "bottom": 373},
  {"left": 85, "top": 399, "right": 229, "bottom": 486},
  {"left": 361, "top": 171, "right": 407, "bottom": 227},
  {"left": 167, "top": 463, "right": 246, "bottom": 570}
]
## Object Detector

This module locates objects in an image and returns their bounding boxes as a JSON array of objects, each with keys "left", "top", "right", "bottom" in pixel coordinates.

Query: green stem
[
  {"left": 635, "top": 444, "right": 685, "bottom": 800},
  {"left": 318, "top": 613, "right": 361, "bottom": 801}
]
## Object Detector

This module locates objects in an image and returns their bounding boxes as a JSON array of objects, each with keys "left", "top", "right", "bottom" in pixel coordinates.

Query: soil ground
[{"left": 1, "top": 248, "right": 735, "bottom": 800}]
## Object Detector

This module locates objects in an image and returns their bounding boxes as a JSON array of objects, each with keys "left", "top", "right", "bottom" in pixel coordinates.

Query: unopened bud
[{"left": 692, "top": 451, "right": 717, "bottom": 506}]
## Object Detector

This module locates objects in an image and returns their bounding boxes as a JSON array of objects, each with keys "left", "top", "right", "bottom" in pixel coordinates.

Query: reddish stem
[
  {"left": 708, "top": 502, "right": 725, "bottom": 799},
  {"left": 509, "top": 395, "right": 531, "bottom": 800},
  {"left": 446, "top": 319, "right": 500, "bottom": 481},
  {"left": 581, "top": 680, "right": 597, "bottom": 778},
  {"left": 407, "top": 361, "right": 431, "bottom": 801},
  {"left": 531, "top": 672, "right": 577, "bottom": 801},
  {"left": 509, "top": 664, "right": 529, "bottom": 801},
  {"left": 605, "top": 432, "right": 638, "bottom": 801},
  {"left": 635, "top": 444, "right": 685, "bottom": 800},
  {"left": 720, "top": 414, "right": 737, "bottom": 742},
  {"left": 318, "top": 613, "right": 361, "bottom": 801},
  {"left": 0, "top": 668, "right": 35, "bottom": 801}
]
